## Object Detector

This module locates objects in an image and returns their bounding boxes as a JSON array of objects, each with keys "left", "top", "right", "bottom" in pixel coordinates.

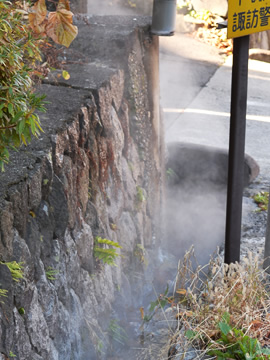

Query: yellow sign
[{"left": 228, "top": 0, "right": 270, "bottom": 38}]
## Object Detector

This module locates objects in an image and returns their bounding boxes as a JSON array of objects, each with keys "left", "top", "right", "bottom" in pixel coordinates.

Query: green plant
[
  {"left": 253, "top": 191, "right": 269, "bottom": 211},
  {"left": 144, "top": 284, "right": 170, "bottom": 322},
  {"left": 96, "top": 340, "right": 104, "bottom": 355},
  {"left": 45, "top": 266, "right": 58, "bottom": 281},
  {"left": 0, "top": 1, "right": 46, "bottom": 169},
  {"left": 166, "top": 167, "right": 176, "bottom": 177},
  {"left": 0, "top": 288, "right": 8, "bottom": 303},
  {"left": 136, "top": 186, "right": 145, "bottom": 203},
  {"left": 0, "top": 0, "right": 78, "bottom": 170},
  {"left": 189, "top": 8, "right": 211, "bottom": 22},
  {"left": 8, "top": 350, "right": 16, "bottom": 358},
  {"left": 171, "top": 249, "right": 270, "bottom": 357},
  {"left": 108, "top": 319, "right": 128, "bottom": 345},
  {"left": 18, "top": 307, "right": 25, "bottom": 315},
  {"left": 93, "top": 237, "right": 122, "bottom": 266},
  {"left": 0, "top": 261, "right": 24, "bottom": 282},
  {"left": 166, "top": 167, "right": 177, "bottom": 182},
  {"left": 207, "top": 312, "right": 270, "bottom": 359}
]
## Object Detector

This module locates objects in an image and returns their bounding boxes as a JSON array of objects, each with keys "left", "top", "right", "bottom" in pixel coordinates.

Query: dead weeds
[{"left": 169, "top": 247, "right": 270, "bottom": 358}]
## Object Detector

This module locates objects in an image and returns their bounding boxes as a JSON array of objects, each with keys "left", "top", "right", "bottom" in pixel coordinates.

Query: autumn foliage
[{"left": 29, "top": 0, "right": 78, "bottom": 48}]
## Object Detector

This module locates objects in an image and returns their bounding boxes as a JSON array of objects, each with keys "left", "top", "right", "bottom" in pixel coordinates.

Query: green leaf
[
  {"left": 12, "top": 111, "right": 24, "bottom": 124},
  {"left": 11, "top": 133, "right": 20, "bottom": 147},
  {"left": 208, "top": 349, "right": 233, "bottom": 359},
  {"left": 18, "top": 119, "right": 25, "bottom": 135},
  {"left": 24, "top": 126, "right": 31, "bottom": 142},
  {"left": 95, "top": 237, "right": 122, "bottom": 248},
  {"left": 164, "top": 283, "right": 169, "bottom": 296},
  {"left": 221, "top": 312, "right": 230, "bottom": 324},
  {"left": 261, "top": 348, "right": 270, "bottom": 355},
  {"left": 8, "top": 102, "right": 14, "bottom": 115},
  {"left": 160, "top": 299, "right": 167, "bottom": 308},
  {"left": 29, "top": 116, "right": 36, "bottom": 135},
  {"left": 149, "top": 300, "right": 158, "bottom": 313},
  {"left": 218, "top": 321, "right": 231, "bottom": 336},
  {"left": 185, "top": 329, "right": 197, "bottom": 340},
  {"left": 0, "top": 261, "right": 24, "bottom": 282}
]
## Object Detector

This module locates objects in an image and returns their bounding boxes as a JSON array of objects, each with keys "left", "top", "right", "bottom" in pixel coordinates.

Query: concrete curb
[{"left": 249, "top": 48, "right": 270, "bottom": 63}]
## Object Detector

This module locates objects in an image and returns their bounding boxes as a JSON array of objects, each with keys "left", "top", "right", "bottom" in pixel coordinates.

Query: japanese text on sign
[{"left": 228, "top": 0, "right": 270, "bottom": 38}]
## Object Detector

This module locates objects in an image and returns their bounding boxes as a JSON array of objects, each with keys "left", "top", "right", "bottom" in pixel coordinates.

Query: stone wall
[
  {"left": 0, "top": 16, "right": 163, "bottom": 360},
  {"left": 250, "top": 30, "right": 270, "bottom": 50}
]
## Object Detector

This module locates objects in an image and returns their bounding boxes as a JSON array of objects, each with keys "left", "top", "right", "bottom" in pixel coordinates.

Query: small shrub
[
  {"left": 143, "top": 284, "right": 171, "bottom": 322},
  {"left": 136, "top": 186, "right": 145, "bottom": 203},
  {"left": 0, "top": 0, "right": 78, "bottom": 170},
  {"left": 108, "top": 319, "right": 128, "bottom": 345},
  {"left": 207, "top": 313, "right": 270, "bottom": 359},
  {"left": 0, "top": 261, "right": 24, "bottom": 282},
  {"left": 171, "top": 248, "right": 270, "bottom": 357},
  {"left": 253, "top": 191, "right": 269, "bottom": 211},
  {"left": 0, "top": 1, "right": 46, "bottom": 169},
  {"left": 45, "top": 266, "right": 58, "bottom": 281},
  {"left": 166, "top": 167, "right": 176, "bottom": 179},
  {"left": 0, "top": 288, "right": 8, "bottom": 303},
  {"left": 94, "top": 237, "right": 122, "bottom": 267}
]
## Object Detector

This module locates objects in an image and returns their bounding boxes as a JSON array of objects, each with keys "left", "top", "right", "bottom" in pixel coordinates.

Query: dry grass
[{"left": 169, "top": 247, "right": 270, "bottom": 358}]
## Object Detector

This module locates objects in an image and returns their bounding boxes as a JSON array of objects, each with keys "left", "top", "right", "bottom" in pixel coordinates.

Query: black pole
[{"left": 224, "top": 35, "right": 250, "bottom": 264}]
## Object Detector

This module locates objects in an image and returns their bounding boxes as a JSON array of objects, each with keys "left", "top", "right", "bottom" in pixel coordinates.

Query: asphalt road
[
  {"left": 160, "top": 32, "right": 270, "bottom": 181},
  {"left": 160, "top": 32, "right": 225, "bottom": 115}
]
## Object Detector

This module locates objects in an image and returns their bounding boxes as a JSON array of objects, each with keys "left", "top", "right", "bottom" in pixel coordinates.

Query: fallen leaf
[
  {"left": 176, "top": 289, "right": 187, "bottom": 296},
  {"left": 62, "top": 70, "right": 70, "bottom": 80},
  {"left": 250, "top": 319, "right": 264, "bottom": 330},
  {"left": 29, "top": 0, "right": 47, "bottom": 34},
  {"left": 46, "top": 9, "right": 78, "bottom": 47}
]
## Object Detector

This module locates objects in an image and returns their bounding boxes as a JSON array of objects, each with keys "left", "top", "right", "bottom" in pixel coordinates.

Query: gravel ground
[{"left": 241, "top": 175, "right": 270, "bottom": 264}]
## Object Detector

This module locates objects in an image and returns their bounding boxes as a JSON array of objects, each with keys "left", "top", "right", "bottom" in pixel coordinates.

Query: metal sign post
[
  {"left": 224, "top": 0, "right": 270, "bottom": 264},
  {"left": 224, "top": 35, "right": 250, "bottom": 264}
]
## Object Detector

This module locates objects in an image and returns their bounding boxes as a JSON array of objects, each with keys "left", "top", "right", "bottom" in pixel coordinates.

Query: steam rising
[
  {"left": 72, "top": 0, "right": 153, "bottom": 16},
  {"left": 164, "top": 142, "right": 228, "bottom": 265},
  {"left": 165, "top": 184, "right": 226, "bottom": 264}
]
